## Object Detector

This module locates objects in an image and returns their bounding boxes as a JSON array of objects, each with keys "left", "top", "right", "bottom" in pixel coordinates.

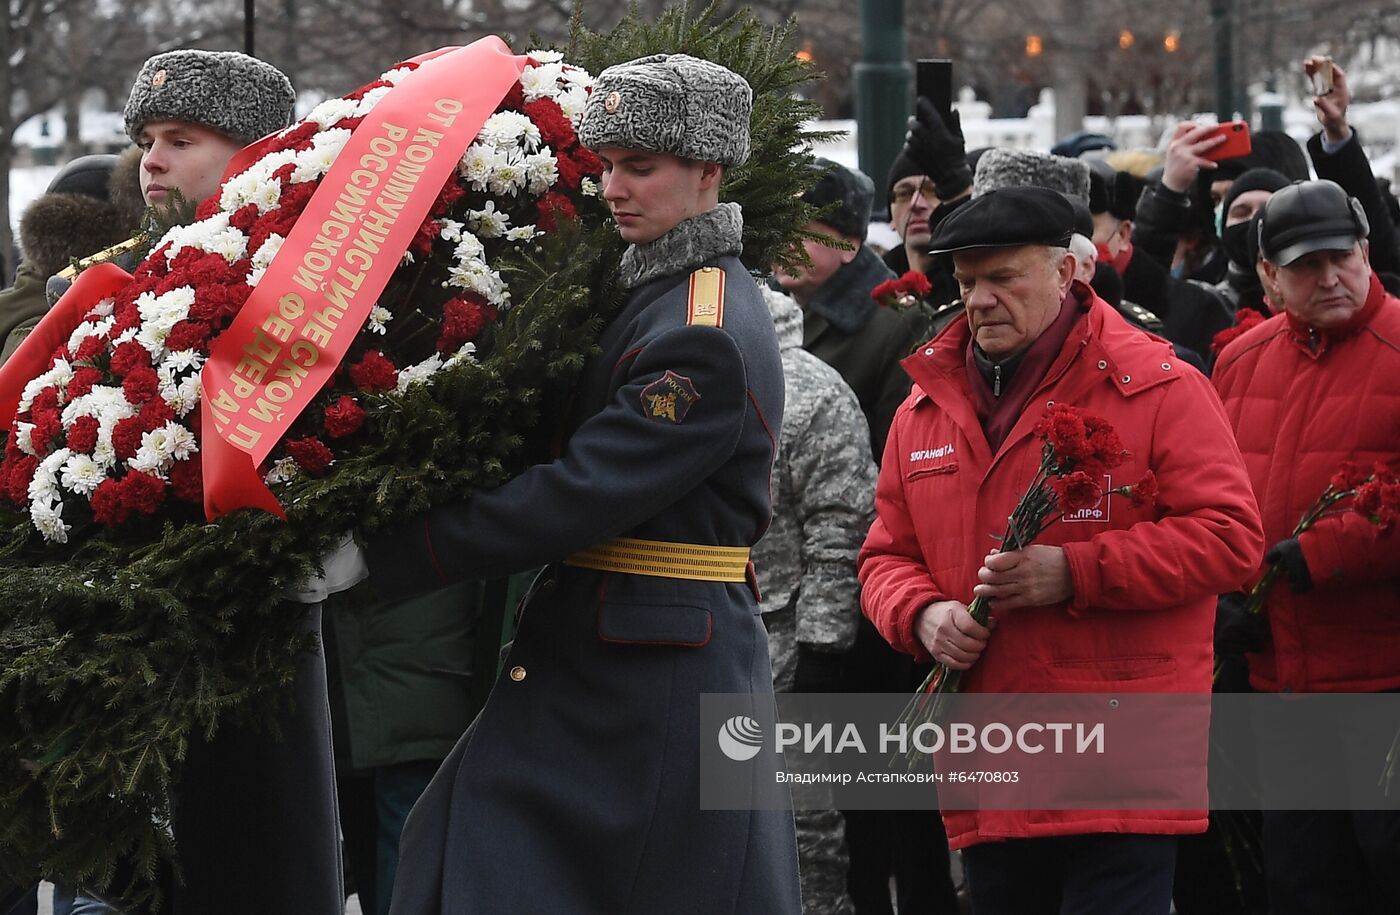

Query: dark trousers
[
  {"left": 338, "top": 761, "right": 440, "bottom": 915},
  {"left": 962, "top": 834, "right": 1178, "bottom": 915},
  {"left": 168, "top": 603, "right": 343, "bottom": 915}
]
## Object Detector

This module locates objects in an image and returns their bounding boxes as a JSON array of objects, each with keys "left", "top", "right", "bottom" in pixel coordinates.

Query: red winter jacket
[
  {"left": 1212, "top": 273, "right": 1400, "bottom": 693},
  {"left": 859, "top": 287, "right": 1262, "bottom": 849}
]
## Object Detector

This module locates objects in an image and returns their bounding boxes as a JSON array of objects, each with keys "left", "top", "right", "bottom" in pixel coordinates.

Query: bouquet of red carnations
[{"left": 891, "top": 404, "right": 1158, "bottom": 766}]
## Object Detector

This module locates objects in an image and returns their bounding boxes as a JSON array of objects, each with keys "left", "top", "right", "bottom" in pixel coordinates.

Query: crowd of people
[{"left": 1, "top": 36, "right": 1397, "bottom": 915}]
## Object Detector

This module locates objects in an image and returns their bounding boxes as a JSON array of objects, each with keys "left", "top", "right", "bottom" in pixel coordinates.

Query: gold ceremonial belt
[{"left": 563, "top": 537, "right": 751, "bottom": 583}]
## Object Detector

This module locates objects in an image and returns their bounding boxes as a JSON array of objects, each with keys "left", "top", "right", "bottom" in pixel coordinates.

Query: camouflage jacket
[{"left": 756, "top": 287, "right": 877, "bottom": 691}]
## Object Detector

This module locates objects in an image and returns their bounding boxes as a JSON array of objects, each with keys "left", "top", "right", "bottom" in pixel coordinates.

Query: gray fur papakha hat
[
  {"left": 124, "top": 50, "right": 295, "bottom": 146},
  {"left": 973, "top": 147, "right": 1091, "bottom": 203},
  {"left": 579, "top": 54, "right": 752, "bottom": 166},
  {"left": 802, "top": 158, "right": 875, "bottom": 238}
]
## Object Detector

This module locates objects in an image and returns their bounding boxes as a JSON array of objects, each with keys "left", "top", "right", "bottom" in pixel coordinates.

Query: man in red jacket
[
  {"left": 1212, "top": 179, "right": 1400, "bottom": 914},
  {"left": 859, "top": 186, "right": 1263, "bottom": 914}
]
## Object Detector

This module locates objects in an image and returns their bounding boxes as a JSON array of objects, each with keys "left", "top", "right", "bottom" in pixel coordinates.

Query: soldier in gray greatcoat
[
  {"left": 755, "top": 286, "right": 876, "bottom": 915},
  {"left": 367, "top": 54, "right": 801, "bottom": 914}
]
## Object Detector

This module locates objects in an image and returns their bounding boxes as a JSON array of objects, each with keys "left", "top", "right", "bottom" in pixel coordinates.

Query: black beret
[{"left": 928, "top": 186, "right": 1076, "bottom": 255}]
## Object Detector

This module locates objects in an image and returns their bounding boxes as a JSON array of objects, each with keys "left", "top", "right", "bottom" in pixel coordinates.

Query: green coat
[
  {"left": 323, "top": 581, "right": 486, "bottom": 770},
  {"left": 0, "top": 265, "right": 53, "bottom": 365}
]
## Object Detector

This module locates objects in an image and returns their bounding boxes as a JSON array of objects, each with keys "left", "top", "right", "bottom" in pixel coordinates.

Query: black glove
[
  {"left": 1214, "top": 591, "right": 1271, "bottom": 655},
  {"left": 1266, "top": 538, "right": 1313, "bottom": 593},
  {"left": 905, "top": 98, "right": 972, "bottom": 201},
  {"left": 793, "top": 646, "right": 847, "bottom": 693}
]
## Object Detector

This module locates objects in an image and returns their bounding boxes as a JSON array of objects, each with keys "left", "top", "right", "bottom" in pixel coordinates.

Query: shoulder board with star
[
  {"left": 1119, "top": 299, "right": 1165, "bottom": 332},
  {"left": 686, "top": 266, "right": 726, "bottom": 327},
  {"left": 55, "top": 235, "right": 144, "bottom": 282}
]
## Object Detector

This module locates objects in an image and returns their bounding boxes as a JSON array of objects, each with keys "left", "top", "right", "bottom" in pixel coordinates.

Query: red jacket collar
[{"left": 1284, "top": 271, "right": 1385, "bottom": 354}]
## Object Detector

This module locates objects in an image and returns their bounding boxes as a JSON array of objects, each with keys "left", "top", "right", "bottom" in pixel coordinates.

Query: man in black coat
[{"left": 368, "top": 53, "right": 801, "bottom": 915}]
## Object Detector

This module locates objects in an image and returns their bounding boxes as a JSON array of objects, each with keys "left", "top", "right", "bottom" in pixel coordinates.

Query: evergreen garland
[{"left": 0, "top": 4, "right": 825, "bottom": 908}]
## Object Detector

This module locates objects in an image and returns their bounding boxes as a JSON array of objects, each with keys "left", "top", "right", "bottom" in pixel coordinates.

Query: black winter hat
[
  {"left": 1258, "top": 179, "right": 1369, "bottom": 267},
  {"left": 802, "top": 157, "right": 875, "bottom": 238},
  {"left": 1089, "top": 170, "right": 1144, "bottom": 221},
  {"left": 928, "top": 186, "right": 1076, "bottom": 255},
  {"left": 45, "top": 154, "right": 117, "bottom": 200},
  {"left": 1221, "top": 168, "right": 1290, "bottom": 224}
]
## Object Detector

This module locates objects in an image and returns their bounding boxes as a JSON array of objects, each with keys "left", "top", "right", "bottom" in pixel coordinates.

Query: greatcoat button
[{"left": 509, "top": 666, "right": 527, "bottom": 682}]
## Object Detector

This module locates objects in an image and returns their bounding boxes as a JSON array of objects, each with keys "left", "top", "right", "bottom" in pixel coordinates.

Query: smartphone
[
  {"left": 916, "top": 58, "right": 954, "bottom": 130},
  {"left": 1310, "top": 57, "right": 1334, "bottom": 96},
  {"left": 1201, "top": 121, "right": 1252, "bottom": 161}
]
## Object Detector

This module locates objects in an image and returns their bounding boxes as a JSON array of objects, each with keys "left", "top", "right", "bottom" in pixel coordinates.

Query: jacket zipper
[{"left": 993, "top": 364, "right": 1002, "bottom": 397}]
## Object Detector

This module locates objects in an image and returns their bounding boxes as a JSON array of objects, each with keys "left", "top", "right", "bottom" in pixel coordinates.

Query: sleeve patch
[{"left": 641, "top": 370, "right": 700, "bottom": 423}]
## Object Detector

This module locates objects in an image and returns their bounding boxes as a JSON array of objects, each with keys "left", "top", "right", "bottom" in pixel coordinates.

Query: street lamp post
[{"left": 854, "top": 0, "right": 910, "bottom": 214}]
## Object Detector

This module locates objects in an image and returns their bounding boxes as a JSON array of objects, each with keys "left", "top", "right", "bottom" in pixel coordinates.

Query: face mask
[{"left": 1221, "top": 221, "right": 1253, "bottom": 270}]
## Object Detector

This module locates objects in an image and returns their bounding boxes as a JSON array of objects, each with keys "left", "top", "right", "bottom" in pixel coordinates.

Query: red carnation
[
  {"left": 349, "top": 350, "right": 398, "bottom": 393},
  {"left": 1330, "top": 460, "right": 1369, "bottom": 492},
  {"left": 122, "top": 366, "right": 161, "bottom": 404},
  {"left": 278, "top": 121, "right": 319, "bottom": 149},
  {"left": 870, "top": 278, "right": 901, "bottom": 306},
  {"left": 323, "top": 396, "right": 366, "bottom": 438},
  {"left": 66, "top": 415, "right": 100, "bottom": 454},
  {"left": 139, "top": 397, "right": 176, "bottom": 429},
  {"left": 110, "top": 341, "right": 150, "bottom": 376},
  {"left": 898, "top": 270, "right": 933, "bottom": 298},
  {"left": 431, "top": 179, "right": 466, "bottom": 217},
  {"left": 32, "top": 387, "right": 60, "bottom": 413},
  {"left": 1034, "top": 405, "right": 1090, "bottom": 465},
  {"left": 1210, "top": 308, "right": 1267, "bottom": 355},
  {"left": 437, "top": 295, "right": 495, "bottom": 353},
  {"left": 90, "top": 478, "right": 128, "bottom": 525},
  {"left": 536, "top": 192, "right": 577, "bottom": 233},
  {"left": 229, "top": 203, "right": 262, "bottom": 233},
  {"left": 1082, "top": 414, "right": 1128, "bottom": 474},
  {"left": 194, "top": 197, "right": 220, "bottom": 221},
  {"left": 4, "top": 454, "right": 38, "bottom": 505},
  {"left": 165, "top": 320, "right": 213, "bottom": 353},
  {"left": 68, "top": 366, "right": 103, "bottom": 398},
  {"left": 1051, "top": 471, "right": 1104, "bottom": 512},
  {"left": 285, "top": 437, "right": 335, "bottom": 476},
  {"left": 337, "top": 117, "right": 364, "bottom": 133},
  {"left": 553, "top": 152, "right": 582, "bottom": 190},
  {"left": 410, "top": 216, "right": 442, "bottom": 256},
  {"left": 1129, "top": 470, "right": 1160, "bottom": 509},
  {"left": 30, "top": 409, "right": 62, "bottom": 454},
  {"left": 168, "top": 458, "right": 203, "bottom": 504},
  {"left": 570, "top": 145, "right": 604, "bottom": 178},
  {"left": 112, "top": 416, "right": 146, "bottom": 460},
  {"left": 499, "top": 82, "right": 525, "bottom": 111},
  {"left": 523, "top": 98, "right": 575, "bottom": 149},
  {"left": 73, "top": 335, "right": 105, "bottom": 362},
  {"left": 119, "top": 471, "right": 167, "bottom": 515}
]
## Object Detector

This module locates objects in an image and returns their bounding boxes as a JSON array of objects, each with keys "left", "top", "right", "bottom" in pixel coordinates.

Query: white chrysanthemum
[
  {"left": 136, "top": 287, "right": 196, "bottom": 356},
  {"left": 219, "top": 170, "right": 263, "bottom": 211},
  {"left": 157, "top": 350, "right": 204, "bottom": 389},
  {"left": 445, "top": 262, "right": 508, "bottom": 307},
  {"left": 31, "top": 499, "right": 70, "bottom": 544},
  {"left": 465, "top": 203, "right": 508, "bottom": 239},
  {"left": 112, "top": 326, "right": 139, "bottom": 346},
  {"left": 382, "top": 66, "right": 414, "bottom": 85},
  {"left": 367, "top": 306, "right": 392, "bottom": 335},
  {"left": 14, "top": 422, "right": 36, "bottom": 457},
  {"left": 486, "top": 154, "right": 528, "bottom": 196},
  {"left": 247, "top": 233, "right": 286, "bottom": 287},
  {"left": 520, "top": 63, "right": 565, "bottom": 101},
  {"left": 306, "top": 96, "right": 359, "bottom": 129},
  {"left": 162, "top": 374, "right": 203, "bottom": 417},
  {"left": 18, "top": 360, "right": 74, "bottom": 413},
  {"left": 526, "top": 49, "right": 564, "bottom": 64},
  {"left": 293, "top": 128, "right": 352, "bottom": 182},
  {"left": 92, "top": 430, "right": 117, "bottom": 470},
  {"left": 556, "top": 86, "right": 589, "bottom": 124},
  {"left": 396, "top": 353, "right": 444, "bottom": 393},
  {"left": 59, "top": 453, "right": 106, "bottom": 496},
  {"left": 67, "top": 317, "right": 116, "bottom": 354},
  {"left": 264, "top": 457, "right": 299, "bottom": 486},
  {"left": 91, "top": 297, "right": 116, "bottom": 318},
  {"left": 355, "top": 85, "right": 393, "bottom": 117},
  {"left": 459, "top": 143, "right": 501, "bottom": 191},
  {"left": 61, "top": 385, "right": 136, "bottom": 428},
  {"left": 480, "top": 111, "right": 541, "bottom": 151},
  {"left": 580, "top": 177, "right": 600, "bottom": 197},
  {"left": 443, "top": 341, "right": 478, "bottom": 369},
  {"left": 29, "top": 449, "right": 70, "bottom": 504},
  {"left": 130, "top": 421, "right": 198, "bottom": 475},
  {"left": 506, "top": 225, "right": 539, "bottom": 242},
  {"left": 249, "top": 179, "right": 283, "bottom": 213},
  {"left": 438, "top": 219, "right": 464, "bottom": 243},
  {"left": 452, "top": 232, "right": 486, "bottom": 263},
  {"left": 524, "top": 151, "right": 559, "bottom": 195},
  {"left": 162, "top": 212, "right": 235, "bottom": 261}
]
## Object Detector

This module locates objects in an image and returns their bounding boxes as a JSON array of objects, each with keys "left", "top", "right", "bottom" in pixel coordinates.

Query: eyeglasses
[{"left": 890, "top": 180, "right": 937, "bottom": 205}]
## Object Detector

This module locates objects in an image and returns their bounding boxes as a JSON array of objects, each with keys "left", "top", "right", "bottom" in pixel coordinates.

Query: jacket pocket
[
  {"left": 1046, "top": 654, "right": 1178, "bottom": 691},
  {"left": 906, "top": 461, "right": 958, "bottom": 482},
  {"left": 598, "top": 599, "right": 713, "bottom": 647}
]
